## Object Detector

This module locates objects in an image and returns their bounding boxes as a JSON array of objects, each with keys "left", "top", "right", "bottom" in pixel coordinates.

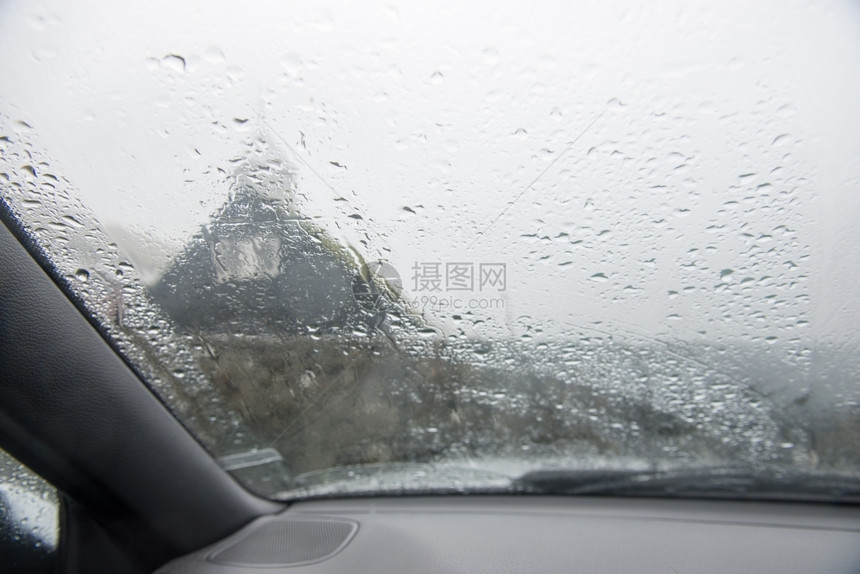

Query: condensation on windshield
[{"left": 1, "top": 0, "right": 859, "bottom": 498}]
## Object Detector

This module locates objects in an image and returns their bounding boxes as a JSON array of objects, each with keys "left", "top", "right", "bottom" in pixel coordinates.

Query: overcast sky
[{"left": 2, "top": 0, "right": 859, "bottom": 345}]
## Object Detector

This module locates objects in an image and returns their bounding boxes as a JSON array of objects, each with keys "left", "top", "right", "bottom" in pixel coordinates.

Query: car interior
[{"left": 2, "top": 1, "right": 860, "bottom": 573}]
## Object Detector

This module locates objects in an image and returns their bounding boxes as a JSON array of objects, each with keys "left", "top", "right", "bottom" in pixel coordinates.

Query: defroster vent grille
[{"left": 208, "top": 518, "right": 358, "bottom": 567}]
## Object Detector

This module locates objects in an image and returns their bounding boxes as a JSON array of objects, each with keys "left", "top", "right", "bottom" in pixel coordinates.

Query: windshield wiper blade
[{"left": 512, "top": 466, "right": 860, "bottom": 503}]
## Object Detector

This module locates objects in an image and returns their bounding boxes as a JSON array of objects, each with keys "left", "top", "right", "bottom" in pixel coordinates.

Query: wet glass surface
[{"left": 0, "top": 0, "right": 858, "bottom": 499}]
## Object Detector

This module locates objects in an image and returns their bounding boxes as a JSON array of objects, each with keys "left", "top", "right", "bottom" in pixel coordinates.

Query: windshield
[{"left": 1, "top": 0, "right": 859, "bottom": 501}]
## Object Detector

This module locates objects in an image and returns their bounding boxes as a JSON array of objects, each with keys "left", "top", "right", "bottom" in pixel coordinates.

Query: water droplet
[
  {"left": 161, "top": 54, "right": 186, "bottom": 73},
  {"left": 75, "top": 269, "right": 89, "bottom": 282}
]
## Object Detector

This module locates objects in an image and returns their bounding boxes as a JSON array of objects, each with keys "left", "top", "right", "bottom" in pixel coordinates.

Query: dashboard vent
[{"left": 208, "top": 518, "right": 358, "bottom": 567}]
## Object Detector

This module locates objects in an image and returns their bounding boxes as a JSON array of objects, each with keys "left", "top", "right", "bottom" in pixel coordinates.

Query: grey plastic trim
[{"left": 157, "top": 496, "right": 860, "bottom": 574}]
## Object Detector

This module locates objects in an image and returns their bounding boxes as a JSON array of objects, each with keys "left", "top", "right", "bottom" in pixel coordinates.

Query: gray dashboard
[{"left": 156, "top": 496, "right": 860, "bottom": 573}]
